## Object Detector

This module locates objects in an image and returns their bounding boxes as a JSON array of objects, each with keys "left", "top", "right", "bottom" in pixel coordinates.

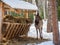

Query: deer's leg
[
  {"left": 36, "top": 27, "right": 38, "bottom": 39},
  {"left": 39, "top": 28, "right": 41, "bottom": 39},
  {"left": 39, "top": 26, "right": 43, "bottom": 39}
]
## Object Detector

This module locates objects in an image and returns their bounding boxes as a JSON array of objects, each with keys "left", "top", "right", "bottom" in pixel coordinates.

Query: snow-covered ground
[
  {"left": 28, "top": 20, "right": 60, "bottom": 40},
  {"left": 27, "top": 41, "right": 54, "bottom": 45},
  {"left": 38, "top": 41, "right": 54, "bottom": 45}
]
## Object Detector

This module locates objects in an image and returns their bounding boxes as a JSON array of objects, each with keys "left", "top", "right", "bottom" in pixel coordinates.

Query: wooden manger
[
  {"left": 2, "top": 15, "right": 33, "bottom": 40},
  {"left": 2, "top": 22, "right": 31, "bottom": 40}
]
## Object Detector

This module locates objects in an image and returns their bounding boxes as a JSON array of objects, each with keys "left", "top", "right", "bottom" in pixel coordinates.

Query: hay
[{"left": 3, "top": 15, "right": 33, "bottom": 24}]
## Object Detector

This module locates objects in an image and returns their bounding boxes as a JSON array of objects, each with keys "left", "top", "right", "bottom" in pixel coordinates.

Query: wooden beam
[
  {"left": 51, "top": 0, "right": 59, "bottom": 45},
  {"left": 0, "top": 1, "right": 3, "bottom": 41}
]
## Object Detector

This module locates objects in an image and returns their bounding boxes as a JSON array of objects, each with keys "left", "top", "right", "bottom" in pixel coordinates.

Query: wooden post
[
  {"left": 24, "top": 10, "right": 28, "bottom": 18},
  {"left": 51, "top": 0, "right": 59, "bottom": 45},
  {"left": 0, "top": 1, "right": 3, "bottom": 42}
]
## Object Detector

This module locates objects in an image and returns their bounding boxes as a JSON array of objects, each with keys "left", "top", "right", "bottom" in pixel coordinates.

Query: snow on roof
[{"left": 2, "top": 0, "right": 38, "bottom": 10}]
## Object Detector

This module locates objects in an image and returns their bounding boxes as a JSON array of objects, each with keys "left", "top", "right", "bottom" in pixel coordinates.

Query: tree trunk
[
  {"left": 35, "top": 0, "right": 43, "bottom": 17},
  {"left": 51, "top": 0, "right": 59, "bottom": 45},
  {"left": 32, "top": 0, "right": 36, "bottom": 5},
  {"left": 47, "top": 0, "right": 52, "bottom": 32},
  {"left": 43, "top": 0, "right": 46, "bottom": 20}
]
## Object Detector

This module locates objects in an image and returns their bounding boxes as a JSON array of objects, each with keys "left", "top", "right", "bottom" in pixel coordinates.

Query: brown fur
[{"left": 35, "top": 13, "right": 43, "bottom": 39}]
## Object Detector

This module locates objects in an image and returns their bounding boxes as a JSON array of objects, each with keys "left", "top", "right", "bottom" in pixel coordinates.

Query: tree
[
  {"left": 35, "top": 0, "right": 43, "bottom": 17},
  {"left": 57, "top": 0, "right": 60, "bottom": 21},
  {"left": 50, "top": 0, "right": 59, "bottom": 45},
  {"left": 47, "top": 0, "right": 52, "bottom": 32}
]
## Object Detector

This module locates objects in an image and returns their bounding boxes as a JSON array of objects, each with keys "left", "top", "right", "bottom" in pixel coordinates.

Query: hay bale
[{"left": 3, "top": 15, "right": 15, "bottom": 23}]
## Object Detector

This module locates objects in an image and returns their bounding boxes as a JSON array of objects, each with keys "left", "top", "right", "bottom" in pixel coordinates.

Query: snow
[
  {"left": 38, "top": 41, "right": 54, "bottom": 45},
  {"left": 27, "top": 41, "right": 54, "bottom": 45},
  {"left": 2, "top": 0, "right": 38, "bottom": 10},
  {"left": 42, "top": 20, "right": 53, "bottom": 40},
  {"left": 28, "top": 24, "right": 38, "bottom": 38},
  {"left": 28, "top": 20, "right": 60, "bottom": 40}
]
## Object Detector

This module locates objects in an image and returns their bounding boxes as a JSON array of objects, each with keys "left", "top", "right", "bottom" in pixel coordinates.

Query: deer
[{"left": 35, "top": 13, "right": 43, "bottom": 40}]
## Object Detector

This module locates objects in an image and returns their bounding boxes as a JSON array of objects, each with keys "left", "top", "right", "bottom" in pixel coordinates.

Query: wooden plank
[
  {"left": 3, "top": 23, "right": 10, "bottom": 37},
  {"left": 5, "top": 24, "right": 14, "bottom": 39},
  {"left": 21, "top": 24, "right": 26, "bottom": 35},
  {"left": 12, "top": 23, "right": 19, "bottom": 38},
  {"left": 23, "top": 24, "right": 27, "bottom": 35},
  {"left": 16, "top": 24, "right": 23, "bottom": 37},
  {"left": 19, "top": 24, "right": 23, "bottom": 35},
  {"left": 15, "top": 24, "right": 21, "bottom": 37},
  {"left": 0, "top": 1, "right": 3, "bottom": 41},
  {"left": 25, "top": 24, "right": 30, "bottom": 36},
  {"left": 24, "top": 24, "right": 28, "bottom": 35},
  {"left": 8, "top": 23, "right": 16, "bottom": 39},
  {"left": 19, "top": 24, "right": 24, "bottom": 35},
  {"left": 21, "top": 24, "right": 25, "bottom": 35},
  {"left": 25, "top": 24, "right": 30, "bottom": 35},
  {"left": 10, "top": 24, "right": 17, "bottom": 38}
]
